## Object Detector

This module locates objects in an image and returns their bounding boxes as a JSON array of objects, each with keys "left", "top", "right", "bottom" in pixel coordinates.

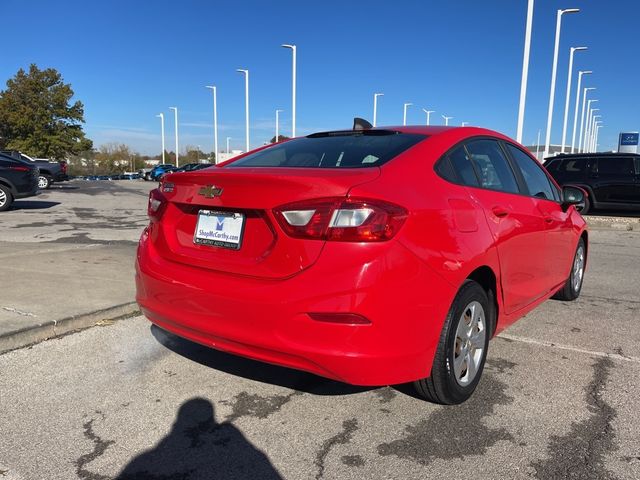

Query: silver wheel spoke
[
  {"left": 466, "top": 352, "right": 477, "bottom": 380},
  {"left": 453, "top": 300, "right": 486, "bottom": 387},
  {"left": 470, "top": 331, "right": 484, "bottom": 349},
  {"left": 453, "top": 352, "right": 465, "bottom": 378}
]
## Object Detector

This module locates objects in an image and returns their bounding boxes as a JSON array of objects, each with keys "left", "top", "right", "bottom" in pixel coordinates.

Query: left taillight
[
  {"left": 147, "top": 188, "right": 167, "bottom": 222},
  {"left": 273, "top": 197, "right": 408, "bottom": 242}
]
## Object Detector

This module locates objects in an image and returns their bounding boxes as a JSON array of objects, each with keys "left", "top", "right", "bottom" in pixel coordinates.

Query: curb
[
  {"left": 585, "top": 216, "right": 639, "bottom": 231},
  {"left": 0, "top": 302, "right": 140, "bottom": 354}
]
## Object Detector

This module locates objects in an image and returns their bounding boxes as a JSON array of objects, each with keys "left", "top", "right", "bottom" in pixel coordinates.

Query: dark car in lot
[
  {"left": 544, "top": 153, "right": 640, "bottom": 214},
  {"left": 0, "top": 150, "right": 68, "bottom": 189},
  {"left": 0, "top": 152, "right": 39, "bottom": 211}
]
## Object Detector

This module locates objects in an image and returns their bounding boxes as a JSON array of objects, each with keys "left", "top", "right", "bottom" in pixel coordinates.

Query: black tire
[
  {"left": 38, "top": 174, "right": 52, "bottom": 190},
  {"left": 552, "top": 237, "right": 586, "bottom": 301},
  {"left": 578, "top": 194, "right": 590, "bottom": 215},
  {"left": 414, "top": 280, "right": 491, "bottom": 404},
  {"left": 0, "top": 184, "right": 14, "bottom": 211}
]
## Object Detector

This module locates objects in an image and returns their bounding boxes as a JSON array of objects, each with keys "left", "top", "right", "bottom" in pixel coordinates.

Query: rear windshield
[{"left": 227, "top": 130, "right": 426, "bottom": 168}]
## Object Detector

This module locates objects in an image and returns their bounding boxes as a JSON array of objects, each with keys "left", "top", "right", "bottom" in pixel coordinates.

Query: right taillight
[
  {"left": 147, "top": 188, "right": 167, "bottom": 222},
  {"left": 273, "top": 197, "right": 407, "bottom": 242}
]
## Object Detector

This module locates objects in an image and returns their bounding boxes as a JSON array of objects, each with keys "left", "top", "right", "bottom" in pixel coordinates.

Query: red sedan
[{"left": 136, "top": 125, "right": 587, "bottom": 404}]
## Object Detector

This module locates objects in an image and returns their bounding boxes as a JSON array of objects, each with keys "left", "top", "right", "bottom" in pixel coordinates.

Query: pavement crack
[
  {"left": 2, "top": 306, "right": 37, "bottom": 317},
  {"left": 531, "top": 357, "right": 619, "bottom": 479},
  {"left": 315, "top": 418, "right": 358, "bottom": 480},
  {"left": 75, "top": 417, "right": 115, "bottom": 480}
]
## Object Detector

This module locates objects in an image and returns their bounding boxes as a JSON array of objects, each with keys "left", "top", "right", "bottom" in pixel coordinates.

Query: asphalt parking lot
[{"left": 0, "top": 180, "right": 639, "bottom": 479}]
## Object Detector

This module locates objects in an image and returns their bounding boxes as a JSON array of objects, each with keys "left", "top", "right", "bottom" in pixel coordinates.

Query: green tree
[
  {"left": 0, "top": 64, "right": 93, "bottom": 159},
  {"left": 270, "top": 135, "right": 290, "bottom": 143}
]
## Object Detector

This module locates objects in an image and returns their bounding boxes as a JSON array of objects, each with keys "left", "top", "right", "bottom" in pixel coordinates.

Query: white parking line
[{"left": 497, "top": 332, "right": 640, "bottom": 364}]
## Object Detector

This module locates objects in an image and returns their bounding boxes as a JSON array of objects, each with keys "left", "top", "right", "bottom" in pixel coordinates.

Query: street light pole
[
  {"left": 461, "top": 122, "right": 469, "bottom": 127},
  {"left": 156, "top": 113, "right": 165, "bottom": 164},
  {"left": 584, "top": 103, "right": 599, "bottom": 152},
  {"left": 422, "top": 109, "right": 435, "bottom": 126},
  {"left": 590, "top": 116, "right": 601, "bottom": 152},
  {"left": 516, "top": 0, "right": 535, "bottom": 144},
  {"left": 578, "top": 87, "right": 595, "bottom": 153},
  {"left": 373, "top": 93, "right": 384, "bottom": 127},
  {"left": 226, "top": 137, "right": 231, "bottom": 154},
  {"left": 275, "top": 109, "right": 283, "bottom": 143},
  {"left": 403, "top": 103, "right": 412, "bottom": 126},
  {"left": 543, "top": 8, "right": 580, "bottom": 158},
  {"left": 281, "top": 44, "right": 297, "bottom": 137},
  {"left": 594, "top": 123, "right": 603, "bottom": 153},
  {"left": 561, "top": 46, "right": 587, "bottom": 153},
  {"left": 237, "top": 69, "right": 250, "bottom": 152},
  {"left": 442, "top": 115, "right": 453, "bottom": 126},
  {"left": 205, "top": 86, "right": 218, "bottom": 163},
  {"left": 571, "top": 71, "right": 592, "bottom": 153},
  {"left": 169, "top": 107, "right": 179, "bottom": 167}
]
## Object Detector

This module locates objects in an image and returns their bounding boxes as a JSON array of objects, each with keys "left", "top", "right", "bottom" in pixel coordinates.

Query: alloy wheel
[
  {"left": 0, "top": 188, "right": 6, "bottom": 207},
  {"left": 453, "top": 300, "right": 486, "bottom": 387},
  {"left": 573, "top": 244, "right": 585, "bottom": 292}
]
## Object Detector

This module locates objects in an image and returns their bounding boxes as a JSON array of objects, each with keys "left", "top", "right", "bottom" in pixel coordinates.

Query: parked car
[
  {"left": 174, "top": 163, "right": 212, "bottom": 173},
  {"left": 544, "top": 153, "right": 640, "bottom": 214},
  {"left": 150, "top": 164, "right": 176, "bottom": 181},
  {"left": 139, "top": 167, "right": 154, "bottom": 181},
  {"left": 136, "top": 124, "right": 588, "bottom": 404},
  {"left": 0, "top": 150, "right": 68, "bottom": 189},
  {"left": 0, "top": 152, "right": 40, "bottom": 211}
]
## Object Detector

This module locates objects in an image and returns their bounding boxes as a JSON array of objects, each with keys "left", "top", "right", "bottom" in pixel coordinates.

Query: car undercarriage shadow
[
  {"left": 10, "top": 200, "right": 60, "bottom": 210},
  {"left": 151, "top": 325, "right": 374, "bottom": 396}
]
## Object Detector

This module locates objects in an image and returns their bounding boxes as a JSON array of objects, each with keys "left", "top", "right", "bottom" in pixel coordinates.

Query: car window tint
[
  {"left": 545, "top": 159, "right": 560, "bottom": 172},
  {"left": 560, "top": 158, "right": 587, "bottom": 174},
  {"left": 228, "top": 132, "right": 426, "bottom": 168},
  {"left": 596, "top": 157, "right": 634, "bottom": 175},
  {"left": 448, "top": 146, "right": 479, "bottom": 186},
  {"left": 465, "top": 140, "right": 519, "bottom": 193},
  {"left": 506, "top": 144, "right": 555, "bottom": 200}
]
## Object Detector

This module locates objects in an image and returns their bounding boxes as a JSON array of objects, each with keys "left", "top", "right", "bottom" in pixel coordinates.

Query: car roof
[{"left": 545, "top": 152, "right": 640, "bottom": 161}]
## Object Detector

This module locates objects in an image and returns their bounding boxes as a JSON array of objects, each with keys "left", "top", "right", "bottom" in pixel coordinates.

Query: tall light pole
[
  {"left": 578, "top": 87, "right": 595, "bottom": 154},
  {"left": 275, "top": 109, "right": 283, "bottom": 143},
  {"left": 156, "top": 113, "right": 165, "bottom": 164},
  {"left": 442, "top": 115, "right": 453, "bottom": 126},
  {"left": 373, "top": 93, "right": 384, "bottom": 127},
  {"left": 543, "top": 8, "right": 580, "bottom": 158},
  {"left": 461, "top": 122, "right": 469, "bottom": 127},
  {"left": 516, "top": 0, "right": 535, "bottom": 143},
  {"left": 589, "top": 115, "right": 601, "bottom": 153},
  {"left": 169, "top": 107, "right": 179, "bottom": 167},
  {"left": 561, "top": 46, "right": 587, "bottom": 153},
  {"left": 205, "top": 86, "right": 218, "bottom": 163},
  {"left": 237, "top": 69, "right": 250, "bottom": 152},
  {"left": 535, "top": 129, "right": 541, "bottom": 161},
  {"left": 571, "top": 71, "right": 592, "bottom": 153},
  {"left": 403, "top": 103, "right": 412, "bottom": 126},
  {"left": 594, "top": 123, "right": 603, "bottom": 153},
  {"left": 281, "top": 44, "right": 297, "bottom": 137},
  {"left": 226, "top": 137, "right": 231, "bottom": 154},
  {"left": 584, "top": 102, "right": 598, "bottom": 152},
  {"left": 422, "top": 109, "right": 435, "bottom": 126}
]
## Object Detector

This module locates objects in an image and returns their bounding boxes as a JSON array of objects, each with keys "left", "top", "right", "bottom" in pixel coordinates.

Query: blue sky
[{"left": 2, "top": 0, "right": 639, "bottom": 154}]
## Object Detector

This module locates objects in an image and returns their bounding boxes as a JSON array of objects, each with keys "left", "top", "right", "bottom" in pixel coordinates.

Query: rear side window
[
  {"left": 465, "top": 140, "right": 519, "bottom": 194},
  {"left": 596, "top": 157, "right": 635, "bottom": 175},
  {"left": 559, "top": 158, "right": 587, "bottom": 175},
  {"left": 506, "top": 144, "right": 557, "bottom": 201},
  {"left": 448, "top": 146, "right": 480, "bottom": 186},
  {"left": 227, "top": 131, "right": 426, "bottom": 168}
]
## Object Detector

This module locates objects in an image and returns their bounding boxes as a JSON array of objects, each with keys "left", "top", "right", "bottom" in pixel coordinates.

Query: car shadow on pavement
[
  {"left": 116, "top": 397, "right": 283, "bottom": 480},
  {"left": 10, "top": 200, "right": 60, "bottom": 210},
  {"left": 151, "top": 325, "right": 374, "bottom": 396}
]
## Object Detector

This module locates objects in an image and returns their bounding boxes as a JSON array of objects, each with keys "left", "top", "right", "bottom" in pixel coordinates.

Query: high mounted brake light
[{"left": 273, "top": 197, "right": 407, "bottom": 242}]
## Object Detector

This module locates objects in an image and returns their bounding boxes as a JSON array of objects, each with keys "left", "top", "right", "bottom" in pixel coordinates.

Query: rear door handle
[{"left": 492, "top": 206, "right": 509, "bottom": 218}]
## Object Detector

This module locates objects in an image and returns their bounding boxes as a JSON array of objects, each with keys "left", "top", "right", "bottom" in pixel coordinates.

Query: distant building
[
  {"left": 217, "top": 150, "right": 244, "bottom": 163},
  {"left": 523, "top": 144, "right": 563, "bottom": 163}
]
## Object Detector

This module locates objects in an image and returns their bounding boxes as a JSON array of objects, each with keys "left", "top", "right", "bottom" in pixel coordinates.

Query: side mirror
[{"left": 561, "top": 185, "right": 586, "bottom": 212}]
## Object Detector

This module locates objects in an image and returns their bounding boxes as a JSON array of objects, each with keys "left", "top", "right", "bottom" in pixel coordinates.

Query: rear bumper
[{"left": 135, "top": 228, "right": 455, "bottom": 385}]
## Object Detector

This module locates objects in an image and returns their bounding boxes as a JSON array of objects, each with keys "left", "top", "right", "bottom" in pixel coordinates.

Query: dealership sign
[{"left": 618, "top": 132, "right": 639, "bottom": 153}]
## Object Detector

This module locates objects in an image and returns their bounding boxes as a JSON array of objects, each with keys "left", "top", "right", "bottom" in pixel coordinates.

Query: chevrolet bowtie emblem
[{"left": 198, "top": 185, "right": 223, "bottom": 198}]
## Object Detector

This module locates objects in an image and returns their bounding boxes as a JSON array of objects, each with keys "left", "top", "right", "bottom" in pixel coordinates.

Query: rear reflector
[
  {"left": 9, "top": 166, "right": 30, "bottom": 172},
  {"left": 307, "top": 312, "right": 372, "bottom": 325},
  {"left": 147, "top": 188, "right": 167, "bottom": 222},
  {"left": 273, "top": 197, "right": 407, "bottom": 242}
]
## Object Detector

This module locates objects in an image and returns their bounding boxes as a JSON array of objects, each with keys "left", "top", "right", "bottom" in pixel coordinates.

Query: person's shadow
[{"left": 117, "top": 397, "right": 283, "bottom": 479}]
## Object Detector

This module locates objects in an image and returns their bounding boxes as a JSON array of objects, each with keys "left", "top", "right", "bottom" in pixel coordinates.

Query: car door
[
  {"left": 589, "top": 157, "right": 636, "bottom": 204},
  {"left": 504, "top": 143, "right": 575, "bottom": 289},
  {"left": 461, "top": 139, "right": 549, "bottom": 314},
  {"left": 634, "top": 157, "right": 640, "bottom": 203}
]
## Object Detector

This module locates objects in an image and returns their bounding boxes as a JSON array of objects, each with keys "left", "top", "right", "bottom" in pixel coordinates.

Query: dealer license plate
[{"left": 193, "top": 210, "right": 245, "bottom": 250}]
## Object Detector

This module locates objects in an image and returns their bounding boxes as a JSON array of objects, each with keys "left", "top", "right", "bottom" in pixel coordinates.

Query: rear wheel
[
  {"left": 552, "top": 237, "right": 586, "bottom": 301},
  {"left": 38, "top": 175, "right": 52, "bottom": 190},
  {"left": 414, "top": 280, "right": 490, "bottom": 404},
  {"left": 0, "top": 184, "right": 13, "bottom": 211}
]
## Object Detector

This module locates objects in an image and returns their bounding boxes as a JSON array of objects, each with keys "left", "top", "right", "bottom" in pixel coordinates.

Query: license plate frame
[{"left": 193, "top": 210, "right": 245, "bottom": 250}]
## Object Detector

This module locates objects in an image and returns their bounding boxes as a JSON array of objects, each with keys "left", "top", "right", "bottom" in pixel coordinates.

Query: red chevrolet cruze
[{"left": 136, "top": 125, "right": 587, "bottom": 404}]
